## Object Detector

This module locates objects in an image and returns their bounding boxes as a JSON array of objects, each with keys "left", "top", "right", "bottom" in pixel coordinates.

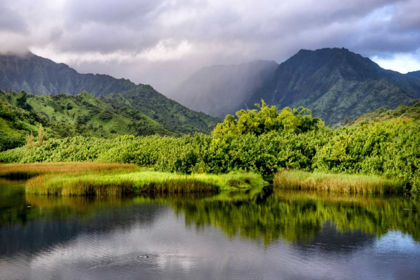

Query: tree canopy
[{"left": 212, "top": 100, "right": 323, "bottom": 136}]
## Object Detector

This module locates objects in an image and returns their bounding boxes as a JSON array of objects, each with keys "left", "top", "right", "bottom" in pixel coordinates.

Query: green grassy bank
[
  {"left": 273, "top": 170, "right": 405, "bottom": 194},
  {"left": 25, "top": 169, "right": 267, "bottom": 196}
]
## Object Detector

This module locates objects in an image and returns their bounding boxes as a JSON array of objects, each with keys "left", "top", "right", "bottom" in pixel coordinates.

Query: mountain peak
[
  {"left": 247, "top": 48, "right": 420, "bottom": 125},
  {"left": 296, "top": 47, "right": 350, "bottom": 55}
]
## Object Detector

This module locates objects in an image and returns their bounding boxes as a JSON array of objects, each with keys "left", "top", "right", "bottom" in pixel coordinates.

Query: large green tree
[{"left": 212, "top": 100, "right": 323, "bottom": 136}]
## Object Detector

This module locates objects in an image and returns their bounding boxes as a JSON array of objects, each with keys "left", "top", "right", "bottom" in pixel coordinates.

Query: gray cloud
[
  {"left": 0, "top": 1, "right": 27, "bottom": 33},
  {"left": 0, "top": 0, "right": 419, "bottom": 93}
]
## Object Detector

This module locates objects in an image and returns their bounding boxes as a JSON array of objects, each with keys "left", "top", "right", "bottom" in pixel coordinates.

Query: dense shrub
[
  {"left": 212, "top": 100, "right": 323, "bottom": 136},
  {"left": 1, "top": 104, "right": 419, "bottom": 192}
]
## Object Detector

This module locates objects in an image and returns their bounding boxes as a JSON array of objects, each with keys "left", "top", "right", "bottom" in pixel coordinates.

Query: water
[{"left": 1, "top": 179, "right": 420, "bottom": 280}]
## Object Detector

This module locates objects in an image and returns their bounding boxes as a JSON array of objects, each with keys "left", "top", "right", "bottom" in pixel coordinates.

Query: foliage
[
  {"left": 0, "top": 91, "right": 173, "bottom": 146},
  {"left": 273, "top": 170, "right": 405, "bottom": 194},
  {"left": 348, "top": 101, "right": 420, "bottom": 125},
  {"left": 25, "top": 170, "right": 266, "bottom": 195},
  {"left": 0, "top": 90, "right": 219, "bottom": 152},
  {"left": 1, "top": 102, "right": 420, "bottom": 193},
  {"left": 0, "top": 162, "right": 138, "bottom": 179},
  {"left": 37, "top": 123, "right": 45, "bottom": 145},
  {"left": 212, "top": 100, "right": 322, "bottom": 136}
]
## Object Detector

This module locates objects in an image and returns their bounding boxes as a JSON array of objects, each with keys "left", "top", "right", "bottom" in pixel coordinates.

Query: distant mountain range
[
  {"left": 170, "top": 60, "right": 278, "bottom": 118},
  {"left": 0, "top": 52, "right": 218, "bottom": 135},
  {"left": 173, "top": 48, "right": 420, "bottom": 125},
  {"left": 407, "top": 71, "right": 420, "bottom": 78},
  {"left": 1, "top": 48, "right": 420, "bottom": 130}
]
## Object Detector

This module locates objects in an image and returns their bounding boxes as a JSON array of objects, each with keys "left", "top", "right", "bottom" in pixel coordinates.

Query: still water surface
[{"left": 0, "top": 179, "right": 419, "bottom": 280}]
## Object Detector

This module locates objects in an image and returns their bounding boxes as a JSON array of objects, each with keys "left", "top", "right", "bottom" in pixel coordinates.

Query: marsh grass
[
  {"left": 274, "top": 170, "right": 405, "bottom": 194},
  {"left": 26, "top": 171, "right": 267, "bottom": 196},
  {"left": 0, "top": 162, "right": 139, "bottom": 179}
]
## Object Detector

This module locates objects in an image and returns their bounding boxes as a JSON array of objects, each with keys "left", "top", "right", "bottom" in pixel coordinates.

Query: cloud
[
  {"left": 371, "top": 50, "right": 420, "bottom": 73},
  {"left": 0, "top": 0, "right": 419, "bottom": 93}
]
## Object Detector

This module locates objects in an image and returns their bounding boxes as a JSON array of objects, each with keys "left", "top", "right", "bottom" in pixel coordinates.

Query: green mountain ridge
[
  {"left": 0, "top": 52, "right": 218, "bottom": 135},
  {"left": 407, "top": 71, "right": 420, "bottom": 78},
  {"left": 0, "top": 90, "right": 175, "bottom": 151},
  {"left": 349, "top": 100, "right": 420, "bottom": 125},
  {"left": 247, "top": 48, "right": 420, "bottom": 125}
]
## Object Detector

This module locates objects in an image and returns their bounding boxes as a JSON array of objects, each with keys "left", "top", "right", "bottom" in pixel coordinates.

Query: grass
[
  {"left": 17, "top": 163, "right": 267, "bottom": 196},
  {"left": 273, "top": 170, "right": 405, "bottom": 194},
  {"left": 0, "top": 162, "right": 139, "bottom": 179}
]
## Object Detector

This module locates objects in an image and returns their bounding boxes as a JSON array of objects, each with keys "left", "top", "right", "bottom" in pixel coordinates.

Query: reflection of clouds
[
  {"left": 375, "top": 231, "right": 420, "bottom": 254},
  {"left": 17, "top": 210, "right": 206, "bottom": 278}
]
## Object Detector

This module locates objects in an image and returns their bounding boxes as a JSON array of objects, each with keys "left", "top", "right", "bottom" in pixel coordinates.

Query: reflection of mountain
[{"left": 296, "top": 222, "right": 375, "bottom": 254}]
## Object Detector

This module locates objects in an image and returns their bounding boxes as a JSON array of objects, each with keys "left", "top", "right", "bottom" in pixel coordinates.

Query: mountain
[
  {"left": 170, "top": 60, "right": 278, "bottom": 118},
  {"left": 407, "top": 71, "right": 420, "bottom": 78},
  {"left": 0, "top": 91, "right": 173, "bottom": 151},
  {"left": 349, "top": 101, "right": 420, "bottom": 125},
  {"left": 0, "top": 52, "right": 218, "bottom": 134},
  {"left": 246, "top": 48, "right": 420, "bottom": 125}
]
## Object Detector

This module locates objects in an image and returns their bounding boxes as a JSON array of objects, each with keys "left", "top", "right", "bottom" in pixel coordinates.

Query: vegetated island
[{"left": 1, "top": 98, "right": 419, "bottom": 195}]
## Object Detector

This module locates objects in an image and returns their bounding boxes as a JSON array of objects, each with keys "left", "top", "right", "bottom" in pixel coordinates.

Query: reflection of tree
[
  {"left": 170, "top": 190, "right": 420, "bottom": 245},
  {"left": 1, "top": 182, "right": 419, "bottom": 255},
  {"left": 0, "top": 189, "right": 166, "bottom": 257},
  {"left": 171, "top": 191, "right": 324, "bottom": 245},
  {"left": 274, "top": 191, "right": 420, "bottom": 242}
]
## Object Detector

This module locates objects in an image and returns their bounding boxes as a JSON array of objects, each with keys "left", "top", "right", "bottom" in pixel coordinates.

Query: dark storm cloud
[{"left": 0, "top": 0, "right": 419, "bottom": 92}]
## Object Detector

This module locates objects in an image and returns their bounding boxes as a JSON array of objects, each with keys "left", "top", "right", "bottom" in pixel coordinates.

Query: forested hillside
[
  {"left": 349, "top": 101, "right": 420, "bottom": 124},
  {"left": 0, "top": 91, "right": 173, "bottom": 151},
  {"left": 0, "top": 52, "right": 218, "bottom": 135}
]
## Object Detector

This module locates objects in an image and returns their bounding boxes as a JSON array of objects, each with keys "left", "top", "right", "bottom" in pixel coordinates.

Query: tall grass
[
  {"left": 273, "top": 170, "right": 406, "bottom": 194},
  {"left": 26, "top": 171, "right": 267, "bottom": 196},
  {"left": 0, "top": 162, "right": 139, "bottom": 179}
]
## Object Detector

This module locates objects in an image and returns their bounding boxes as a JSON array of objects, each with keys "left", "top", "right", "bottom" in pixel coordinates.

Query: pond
[{"left": 0, "top": 179, "right": 419, "bottom": 279}]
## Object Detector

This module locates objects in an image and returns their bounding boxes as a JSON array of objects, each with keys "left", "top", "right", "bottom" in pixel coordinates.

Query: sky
[{"left": 0, "top": 0, "right": 419, "bottom": 94}]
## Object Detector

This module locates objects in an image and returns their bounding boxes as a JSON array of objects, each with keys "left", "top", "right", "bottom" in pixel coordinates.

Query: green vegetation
[
  {"left": 212, "top": 100, "right": 322, "bottom": 136},
  {"left": 349, "top": 101, "right": 420, "bottom": 125},
  {"left": 0, "top": 162, "right": 138, "bottom": 179},
  {"left": 0, "top": 90, "right": 177, "bottom": 151},
  {"left": 0, "top": 52, "right": 218, "bottom": 140},
  {"left": 25, "top": 171, "right": 266, "bottom": 195},
  {"left": 1, "top": 101, "right": 419, "bottom": 193},
  {"left": 0, "top": 162, "right": 265, "bottom": 195},
  {"left": 0, "top": 89, "right": 219, "bottom": 151},
  {"left": 273, "top": 170, "right": 404, "bottom": 194}
]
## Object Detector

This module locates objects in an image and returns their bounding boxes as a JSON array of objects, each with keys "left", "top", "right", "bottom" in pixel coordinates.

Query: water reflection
[
  {"left": 0, "top": 180, "right": 419, "bottom": 279},
  {"left": 171, "top": 189, "right": 420, "bottom": 245}
]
